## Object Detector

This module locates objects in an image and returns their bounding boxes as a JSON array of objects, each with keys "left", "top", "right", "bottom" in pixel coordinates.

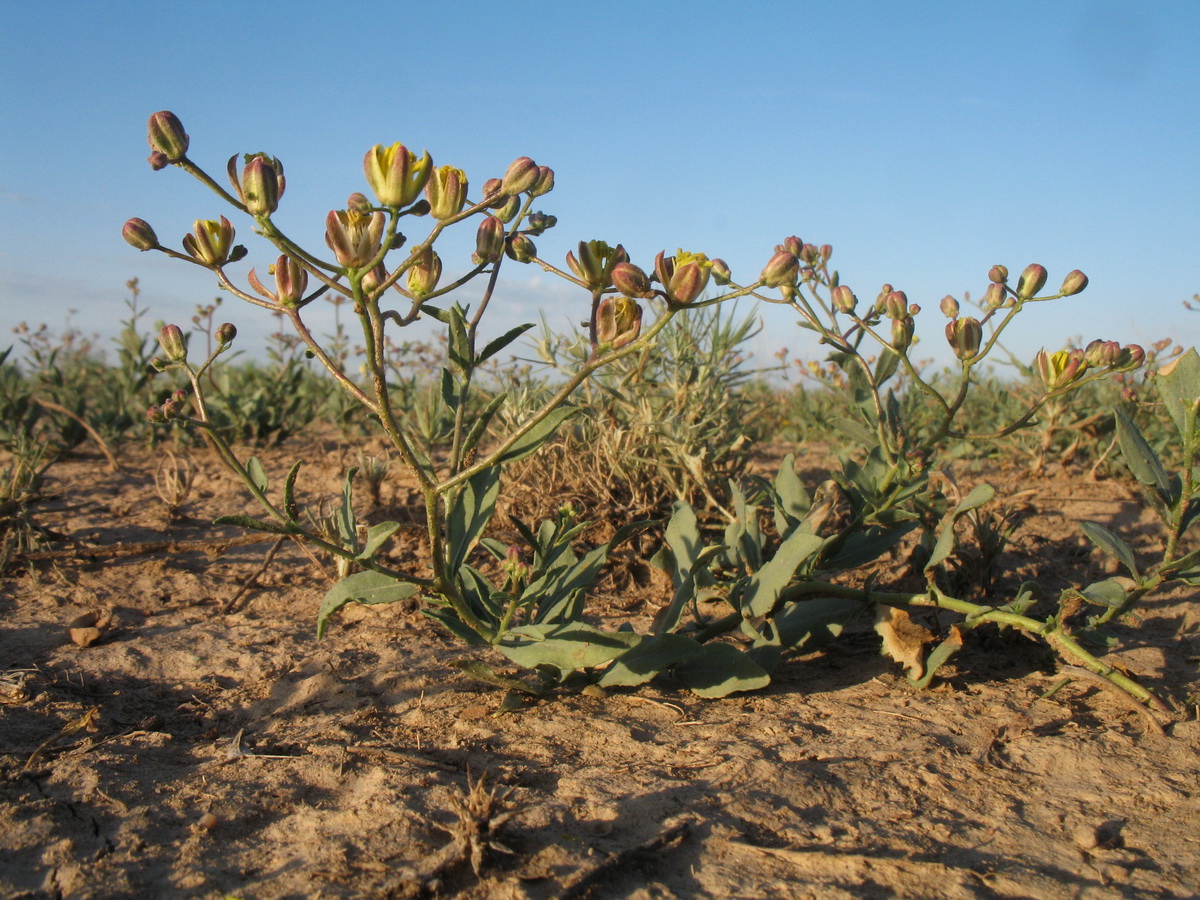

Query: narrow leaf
[
  {"left": 493, "top": 406, "right": 578, "bottom": 465},
  {"left": 479, "top": 323, "right": 535, "bottom": 363},
  {"left": 246, "top": 456, "right": 269, "bottom": 493},
  {"left": 317, "top": 571, "right": 419, "bottom": 637},
  {"left": 357, "top": 521, "right": 401, "bottom": 561},
  {"left": 1078, "top": 520, "right": 1139, "bottom": 577}
]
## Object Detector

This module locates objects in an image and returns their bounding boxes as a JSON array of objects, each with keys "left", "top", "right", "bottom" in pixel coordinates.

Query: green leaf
[
  {"left": 423, "top": 607, "right": 489, "bottom": 645},
  {"left": 1078, "top": 520, "right": 1139, "bottom": 578},
  {"left": 493, "top": 405, "right": 579, "bottom": 465},
  {"left": 598, "top": 634, "right": 705, "bottom": 688},
  {"left": 461, "top": 393, "right": 507, "bottom": 459},
  {"left": 832, "top": 416, "right": 877, "bottom": 447},
  {"left": 246, "top": 456, "right": 268, "bottom": 493},
  {"left": 674, "top": 643, "right": 771, "bottom": 698},
  {"left": 926, "top": 484, "right": 995, "bottom": 571},
  {"left": 772, "top": 453, "right": 811, "bottom": 535},
  {"left": 446, "top": 467, "right": 501, "bottom": 573},
  {"left": 874, "top": 347, "right": 901, "bottom": 387},
  {"left": 822, "top": 522, "right": 915, "bottom": 570},
  {"left": 1154, "top": 347, "right": 1200, "bottom": 439},
  {"left": 496, "top": 623, "right": 638, "bottom": 676},
  {"left": 357, "top": 521, "right": 401, "bottom": 561},
  {"left": 908, "top": 627, "right": 965, "bottom": 690},
  {"left": 1116, "top": 407, "right": 1175, "bottom": 501},
  {"left": 440, "top": 366, "right": 458, "bottom": 410},
  {"left": 447, "top": 303, "right": 472, "bottom": 374},
  {"left": 317, "top": 571, "right": 420, "bottom": 638},
  {"left": 479, "top": 323, "right": 535, "bottom": 363},
  {"left": 743, "top": 529, "right": 826, "bottom": 618},
  {"left": 664, "top": 501, "right": 702, "bottom": 575}
]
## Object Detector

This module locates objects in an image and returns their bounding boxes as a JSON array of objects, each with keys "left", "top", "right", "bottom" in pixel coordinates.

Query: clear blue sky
[{"left": 2, "top": 0, "right": 1197, "bottom": 372}]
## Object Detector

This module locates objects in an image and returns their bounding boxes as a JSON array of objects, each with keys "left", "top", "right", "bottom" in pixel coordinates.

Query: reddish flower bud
[
  {"left": 1060, "top": 269, "right": 1088, "bottom": 296},
  {"left": 595, "top": 295, "right": 643, "bottom": 348},
  {"left": 891, "top": 316, "right": 915, "bottom": 352},
  {"left": 481, "top": 178, "right": 506, "bottom": 207},
  {"left": 526, "top": 211, "right": 557, "bottom": 235},
  {"left": 800, "top": 243, "right": 820, "bottom": 265},
  {"left": 158, "top": 324, "right": 188, "bottom": 362},
  {"left": 325, "top": 209, "right": 385, "bottom": 267},
  {"left": 779, "top": 236, "right": 804, "bottom": 257},
  {"left": 363, "top": 143, "right": 432, "bottom": 207},
  {"left": 123, "top": 218, "right": 159, "bottom": 251},
  {"left": 215, "top": 323, "right": 237, "bottom": 346},
  {"left": 505, "top": 233, "right": 537, "bottom": 263},
  {"left": 346, "top": 192, "right": 373, "bottom": 213},
  {"left": 501, "top": 156, "right": 540, "bottom": 195},
  {"left": 1016, "top": 264, "right": 1048, "bottom": 300},
  {"left": 656, "top": 250, "right": 711, "bottom": 304},
  {"left": 761, "top": 250, "right": 799, "bottom": 290},
  {"left": 710, "top": 258, "right": 732, "bottom": 286},
  {"left": 147, "top": 111, "right": 188, "bottom": 163},
  {"left": 945, "top": 317, "right": 983, "bottom": 360},
  {"left": 425, "top": 165, "right": 468, "bottom": 220},
  {"left": 530, "top": 166, "right": 555, "bottom": 197},
  {"left": 988, "top": 265, "right": 1009, "bottom": 284},
  {"left": 819, "top": 244, "right": 833, "bottom": 261},
  {"left": 612, "top": 262, "right": 652, "bottom": 298},
  {"left": 238, "top": 153, "right": 284, "bottom": 216},
  {"left": 250, "top": 255, "right": 309, "bottom": 307},
  {"left": 407, "top": 247, "right": 442, "bottom": 296},
  {"left": 1117, "top": 344, "right": 1146, "bottom": 371},
  {"left": 939, "top": 295, "right": 960, "bottom": 318},
  {"left": 832, "top": 285, "right": 857, "bottom": 314},
  {"left": 984, "top": 283, "right": 1007, "bottom": 310},
  {"left": 494, "top": 194, "right": 521, "bottom": 223},
  {"left": 472, "top": 216, "right": 505, "bottom": 264},
  {"left": 884, "top": 290, "right": 909, "bottom": 320},
  {"left": 182, "top": 216, "right": 236, "bottom": 266},
  {"left": 567, "top": 241, "right": 627, "bottom": 291},
  {"left": 1084, "top": 339, "right": 1120, "bottom": 367},
  {"left": 1034, "top": 348, "right": 1089, "bottom": 390}
]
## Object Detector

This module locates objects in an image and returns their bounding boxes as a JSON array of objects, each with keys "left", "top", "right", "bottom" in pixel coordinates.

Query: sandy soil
[{"left": 2, "top": 442, "right": 1198, "bottom": 899}]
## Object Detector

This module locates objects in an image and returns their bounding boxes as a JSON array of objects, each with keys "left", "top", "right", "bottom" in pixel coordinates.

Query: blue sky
[{"left": 1, "top": 0, "right": 1197, "bottom": 373}]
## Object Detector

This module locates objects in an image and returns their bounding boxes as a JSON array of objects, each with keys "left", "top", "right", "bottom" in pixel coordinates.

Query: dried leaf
[{"left": 874, "top": 606, "right": 932, "bottom": 680}]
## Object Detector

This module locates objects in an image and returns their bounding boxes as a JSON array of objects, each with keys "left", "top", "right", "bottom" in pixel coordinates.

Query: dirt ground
[{"left": 2, "top": 441, "right": 1199, "bottom": 899}]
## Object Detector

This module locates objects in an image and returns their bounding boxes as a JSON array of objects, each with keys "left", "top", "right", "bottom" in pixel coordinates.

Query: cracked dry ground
[{"left": 2, "top": 444, "right": 1199, "bottom": 899}]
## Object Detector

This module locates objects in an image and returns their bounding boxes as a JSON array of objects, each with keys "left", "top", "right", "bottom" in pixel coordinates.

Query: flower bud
[
  {"left": 984, "top": 283, "right": 1007, "bottom": 310},
  {"left": 407, "top": 247, "right": 442, "bottom": 296},
  {"left": 939, "top": 295, "right": 960, "bottom": 318},
  {"left": 1034, "top": 348, "right": 1088, "bottom": 390},
  {"left": 501, "top": 156, "right": 540, "bottom": 195},
  {"left": 425, "top": 165, "right": 468, "bottom": 220},
  {"left": 505, "top": 233, "right": 537, "bottom": 263},
  {"left": 215, "top": 322, "right": 237, "bottom": 346},
  {"left": 241, "top": 154, "right": 284, "bottom": 216},
  {"left": 147, "top": 111, "right": 188, "bottom": 163},
  {"left": 945, "top": 317, "right": 983, "bottom": 360},
  {"left": 148, "top": 356, "right": 168, "bottom": 372},
  {"left": 800, "top": 243, "right": 819, "bottom": 265},
  {"left": 612, "top": 262, "right": 652, "bottom": 298},
  {"left": 1060, "top": 269, "right": 1088, "bottom": 296},
  {"left": 710, "top": 258, "right": 732, "bottom": 286},
  {"left": 988, "top": 265, "right": 1009, "bottom": 284},
  {"left": 595, "top": 295, "right": 643, "bottom": 348},
  {"left": 891, "top": 316, "right": 914, "bottom": 352},
  {"left": 884, "top": 290, "right": 909, "bottom": 320},
  {"left": 274, "top": 255, "right": 308, "bottom": 306},
  {"left": 123, "top": 218, "right": 159, "bottom": 251},
  {"left": 567, "top": 241, "right": 627, "bottom": 291},
  {"left": 530, "top": 166, "right": 555, "bottom": 197},
  {"left": 820, "top": 244, "right": 833, "bottom": 262},
  {"left": 182, "top": 216, "right": 236, "bottom": 266},
  {"left": 146, "top": 405, "right": 167, "bottom": 424},
  {"left": 656, "top": 250, "right": 711, "bottom": 304},
  {"left": 347, "top": 192, "right": 373, "bottom": 213},
  {"left": 481, "top": 178, "right": 505, "bottom": 207},
  {"left": 361, "top": 263, "right": 389, "bottom": 294},
  {"left": 325, "top": 209, "right": 385, "bottom": 267},
  {"left": 1016, "top": 264, "right": 1048, "bottom": 300},
  {"left": 832, "top": 285, "right": 857, "bottom": 314},
  {"left": 1116, "top": 344, "right": 1146, "bottom": 371},
  {"left": 1084, "top": 339, "right": 1120, "bottom": 367},
  {"left": 526, "top": 211, "right": 557, "bottom": 235},
  {"left": 494, "top": 194, "right": 521, "bottom": 223},
  {"left": 472, "top": 216, "right": 505, "bottom": 265},
  {"left": 779, "top": 236, "right": 804, "bottom": 257},
  {"left": 158, "top": 324, "right": 188, "bottom": 362},
  {"left": 760, "top": 251, "right": 799, "bottom": 290},
  {"left": 363, "top": 143, "right": 432, "bottom": 208}
]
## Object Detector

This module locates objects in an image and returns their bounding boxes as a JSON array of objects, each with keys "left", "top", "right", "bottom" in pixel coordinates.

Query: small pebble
[{"left": 196, "top": 812, "right": 219, "bottom": 831}]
